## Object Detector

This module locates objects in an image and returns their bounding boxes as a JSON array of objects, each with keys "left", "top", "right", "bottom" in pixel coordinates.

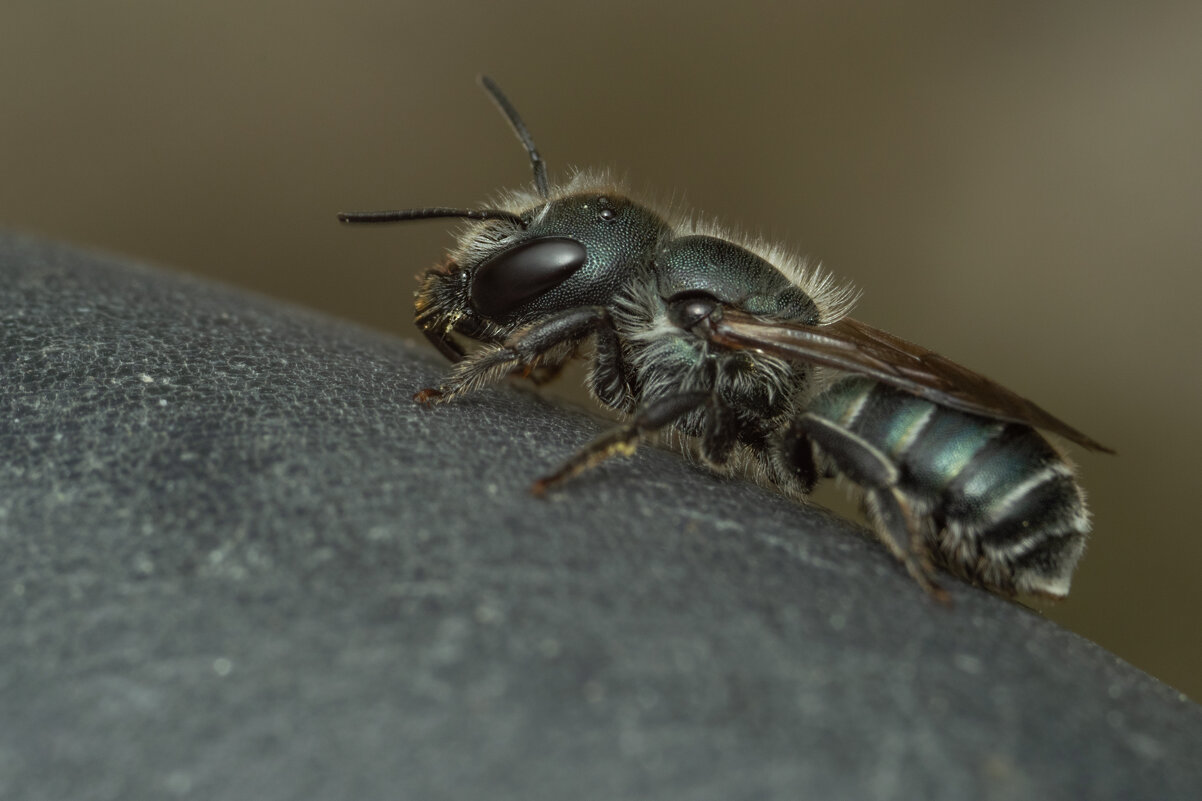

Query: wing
[{"left": 709, "top": 308, "right": 1114, "bottom": 454}]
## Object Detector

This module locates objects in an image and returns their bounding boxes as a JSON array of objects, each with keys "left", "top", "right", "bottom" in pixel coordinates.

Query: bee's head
[
  {"left": 400, "top": 189, "right": 665, "bottom": 360},
  {"left": 340, "top": 76, "right": 666, "bottom": 361}
]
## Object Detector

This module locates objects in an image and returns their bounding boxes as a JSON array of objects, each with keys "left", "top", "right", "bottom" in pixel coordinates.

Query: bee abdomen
[
  {"left": 809, "top": 377, "right": 1089, "bottom": 596},
  {"left": 938, "top": 423, "right": 1088, "bottom": 596}
]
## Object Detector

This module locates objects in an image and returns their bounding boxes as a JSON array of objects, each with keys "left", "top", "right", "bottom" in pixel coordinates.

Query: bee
[{"left": 339, "top": 77, "right": 1112, "bottom": 601}]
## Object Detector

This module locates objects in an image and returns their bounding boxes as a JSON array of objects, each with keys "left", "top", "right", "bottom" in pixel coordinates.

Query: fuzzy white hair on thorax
[
  {"left": 562, "top": 171, "right": 861, "bottom": 324},
  {"left": 670, "top": 215, "right": 861, "bottom": 325}
]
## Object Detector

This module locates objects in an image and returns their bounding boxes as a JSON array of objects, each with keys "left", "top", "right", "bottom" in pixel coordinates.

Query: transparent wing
[{"left": 709, "top": 308, "right": 1114, "bottom": 453}]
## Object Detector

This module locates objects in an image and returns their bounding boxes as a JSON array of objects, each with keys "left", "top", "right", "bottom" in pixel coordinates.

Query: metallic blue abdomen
[{"left": 807, "top": 376, "right": 1088, "bottom": 595}]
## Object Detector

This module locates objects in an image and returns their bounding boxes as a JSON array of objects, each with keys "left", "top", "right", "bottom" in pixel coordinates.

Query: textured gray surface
[{"left": 2, "top": 232, "right": 1200, "bottom": 800}]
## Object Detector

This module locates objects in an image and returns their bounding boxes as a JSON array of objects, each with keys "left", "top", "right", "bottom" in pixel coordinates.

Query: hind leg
[{"left": 792, "top": 413, "right": 949, "bottom": 601}]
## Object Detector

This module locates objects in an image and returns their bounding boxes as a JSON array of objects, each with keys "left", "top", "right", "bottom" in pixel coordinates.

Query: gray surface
[{"left": 2, "top": 231, "right": 1199, "bottom": 800}]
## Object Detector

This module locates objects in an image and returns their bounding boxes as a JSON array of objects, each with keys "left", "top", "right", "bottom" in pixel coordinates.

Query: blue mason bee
[{"left": 340, "top": 77, "right": 1112, "bottom": 601}]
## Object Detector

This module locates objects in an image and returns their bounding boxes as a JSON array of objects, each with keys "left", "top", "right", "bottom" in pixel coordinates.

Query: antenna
[
  {"left": 338, "top": 207, "right": 524, "bottom": 227},
  {"left": 479, "top": 75, "right": 549, "bottom": 200}
]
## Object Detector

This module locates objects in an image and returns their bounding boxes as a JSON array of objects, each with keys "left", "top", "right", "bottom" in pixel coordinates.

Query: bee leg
[
  {"left": 862, "top": 488, "right": 950, "bottom": 603},
  {"left": 677, "top": 394, "right": 730, "bottom": 467},
  {"left": 780, "top": 422, "right": 821, "bottom": 493},
  {"left": 796, "top": 414, "right": 949, "bottom": 602},
  {"left": 531, "top": 391, "right": 711, "bottom": 495},
  {"left": 414, "top": 306, "right": 628, "bottom": 406}
]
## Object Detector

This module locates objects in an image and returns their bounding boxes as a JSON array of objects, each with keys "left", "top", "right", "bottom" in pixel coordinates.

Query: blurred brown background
[{"left": 3, "top": 2, "right": 1199, "bottom": 699}]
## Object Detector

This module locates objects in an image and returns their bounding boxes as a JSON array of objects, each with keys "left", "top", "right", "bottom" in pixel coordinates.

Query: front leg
[{"left": 414, "top": 306, "right": 627, "bottom": 406}]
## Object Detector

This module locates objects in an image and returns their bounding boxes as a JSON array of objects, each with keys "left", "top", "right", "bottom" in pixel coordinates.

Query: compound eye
[{"left": 470, "top": 237, "right": 587, "bottom": 318}]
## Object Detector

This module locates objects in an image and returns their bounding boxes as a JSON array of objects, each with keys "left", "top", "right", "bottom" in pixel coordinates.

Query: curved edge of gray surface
[{"left": 2, "top": 231, "right": 1199, "bottom": 801}]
